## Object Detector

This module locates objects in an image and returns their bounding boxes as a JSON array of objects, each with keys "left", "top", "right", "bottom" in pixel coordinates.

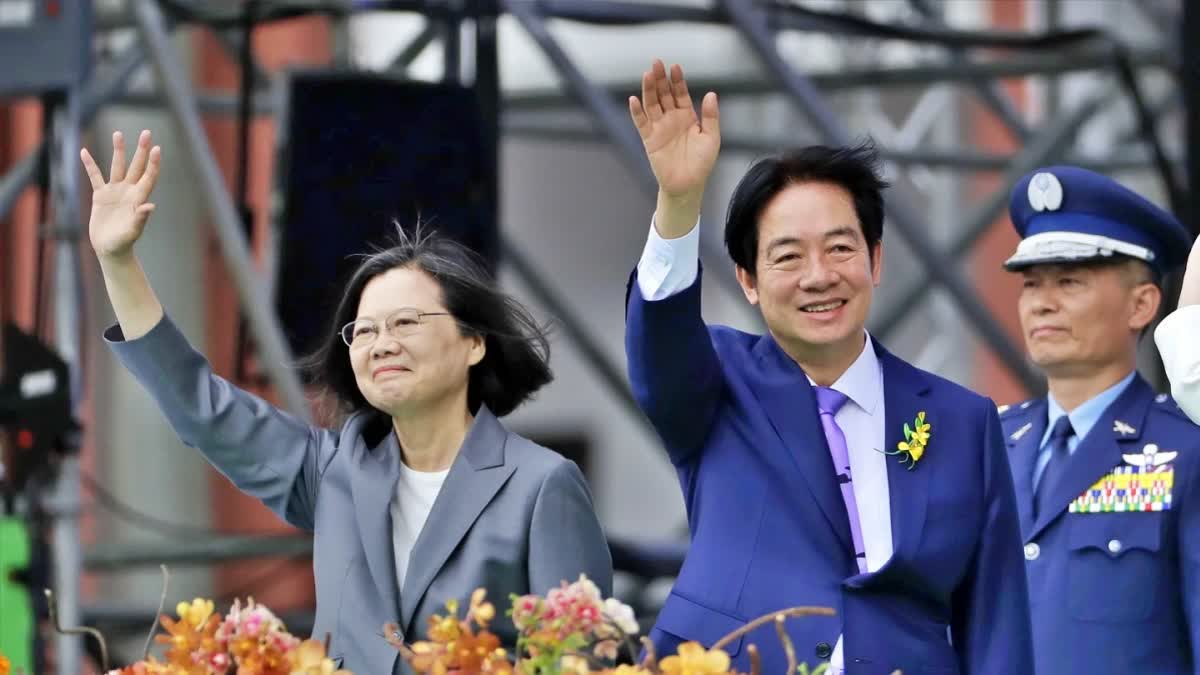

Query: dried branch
[
  {"left": 143, "top": 564, "right": 170, "bottom": 660},
  {"left": 773, "top": 616, "right": 796, "bottom": 675},
  {"left": 44, "top": 587, "right": 108, "bottom": 673},
  {"left": 639, "top": 636, "right": 658, "bottom": 671},
  {"left": 710, "top": 606, "right": 835, "bottom": 652},
  {"left": 747, "top": 644, "right": 761, "bottom": 675}
]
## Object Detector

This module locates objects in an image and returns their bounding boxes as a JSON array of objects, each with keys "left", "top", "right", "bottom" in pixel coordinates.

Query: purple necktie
[{"left": 815, "top": 386, "right": 867, "bottom": 574}]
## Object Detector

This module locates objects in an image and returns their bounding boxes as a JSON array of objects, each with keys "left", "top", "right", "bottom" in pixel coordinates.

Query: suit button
[
  {"left": 1108, "top": 539, "right": 1122, "bottom": 553},
  {"left": 1024, "top": 542, "right": 1040, "bottom": 560},
  {"left": 815, "top": 642, "right": 832, "bottom": 659}
]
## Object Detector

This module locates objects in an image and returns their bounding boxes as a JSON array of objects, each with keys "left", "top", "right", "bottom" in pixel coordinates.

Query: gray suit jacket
[{"left": 106, "top": 315, "right": 613, "bottom": 674}]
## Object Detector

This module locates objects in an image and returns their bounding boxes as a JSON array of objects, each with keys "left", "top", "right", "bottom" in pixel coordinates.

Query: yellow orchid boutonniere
[{"left": 886, "top": 411, "right": 930, "bottom": 470}]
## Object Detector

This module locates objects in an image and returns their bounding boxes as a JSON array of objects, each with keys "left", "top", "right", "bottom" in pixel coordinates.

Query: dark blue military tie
[{"left": 1035, "top": 415, "right": 1075, "bottom": 519}]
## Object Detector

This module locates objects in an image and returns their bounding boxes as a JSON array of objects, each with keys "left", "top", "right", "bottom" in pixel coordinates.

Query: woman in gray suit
[{"left": 81, "top": 130, "right": 612, "bottom": 674}]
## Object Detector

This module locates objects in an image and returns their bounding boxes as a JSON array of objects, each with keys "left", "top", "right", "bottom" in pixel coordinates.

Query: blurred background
[{"left": 0, "top": 0, "right": 1194, "bottom": 672}]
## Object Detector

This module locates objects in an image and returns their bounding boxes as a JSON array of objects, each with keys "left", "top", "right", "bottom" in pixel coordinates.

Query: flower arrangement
[
  {"left": 103, "top": 596, "right": 349, "bottom": 675},
  {"left": 41, "top": 566, "right": 349, "bottom": 675},
  {"left": 387, "top": 575, "right": 858, "bottom": 675}
]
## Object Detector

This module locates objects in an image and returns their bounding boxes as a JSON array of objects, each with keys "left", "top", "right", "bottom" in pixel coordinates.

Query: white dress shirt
[
  {"left": 1154, "top": 304, "right": 1200, "bottom": 424},
  {"left": 636, "top": 220, "right": 892, "bottom": 674}
]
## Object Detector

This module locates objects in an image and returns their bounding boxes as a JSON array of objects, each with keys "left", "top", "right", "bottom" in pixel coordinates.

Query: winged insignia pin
[{"left": 1123, "top": 442, "right": 1178, "bottom": 467}]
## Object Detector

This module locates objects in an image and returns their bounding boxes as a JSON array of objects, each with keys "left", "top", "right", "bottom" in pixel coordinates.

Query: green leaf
[{"left": 903, "top": 422, "right": 912, "bottom": 441}]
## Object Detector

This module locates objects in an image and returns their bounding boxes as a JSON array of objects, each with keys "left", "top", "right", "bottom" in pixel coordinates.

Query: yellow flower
[
  {"left": 659, "top": 642, "right": 731, "bottom": 675},
  {"left": 610, "top": 666, "right": 651, "bottom": 675},
  {"left": 175, "top": 598, "right": 214, "bottom": 629},
  {"left": 895, "top": 412, "right": 931, "bottom": 468}
]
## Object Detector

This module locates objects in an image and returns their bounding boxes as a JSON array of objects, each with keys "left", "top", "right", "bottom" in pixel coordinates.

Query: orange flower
[
  {"left": 289, "top": 639, "right": 352, "bottom": 675},
  {"left": 659, "top": 642, "right": 731, "bottom": 675},
  {"left": 0, "top": 652, "right": 10, "bottom": 675},
  {"left": 453, "top": 630, "right": 503, "bottom": 674},
  {"left": 408, "top": 642, "right": 451, "bottom": 675},
  {"left": 155, "top": 609, "right": 220, "bottom": 673}
]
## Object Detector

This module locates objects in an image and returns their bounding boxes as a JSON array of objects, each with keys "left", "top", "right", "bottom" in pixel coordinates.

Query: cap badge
[{"left": 1028, "top": 172, "right": 1064, "bottom": 212}]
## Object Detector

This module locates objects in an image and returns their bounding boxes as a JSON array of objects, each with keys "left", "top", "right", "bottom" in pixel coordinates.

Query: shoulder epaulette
[{"left": 998, "top": 400, "right": 1034, "bottom": 419}]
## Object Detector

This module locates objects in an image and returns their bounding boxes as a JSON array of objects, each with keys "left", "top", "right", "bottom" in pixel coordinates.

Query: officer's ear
[{"left": 1125, "top": 262, "right": 1161, "bottom": 332}]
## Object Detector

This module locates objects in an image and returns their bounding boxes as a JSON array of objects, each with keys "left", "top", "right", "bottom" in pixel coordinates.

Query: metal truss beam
[
  {"left": 872, "top": 86, "right": 1115, "bottom": 340},
  {"left": 500, "top": 116, "right": 1175, "bottom": 173},
  {"left": 505, "top": 47, "right": 1167, "bottom": 111},
  {"left": 907, "top": 0, "right": 1030, "bottom": 143}
]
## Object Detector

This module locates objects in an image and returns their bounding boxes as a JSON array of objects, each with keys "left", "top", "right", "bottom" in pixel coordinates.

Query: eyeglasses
[{"left": 340, "top": 308, "right": 452, "bottom": 347}]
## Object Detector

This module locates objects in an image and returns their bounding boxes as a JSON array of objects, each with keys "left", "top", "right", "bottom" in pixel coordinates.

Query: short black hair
[
  {"left": 301, "top": 224, "right": 552, "bottom": 419},
  {"left": 723, "top": 140, "right": 889, "bottom": 273}
]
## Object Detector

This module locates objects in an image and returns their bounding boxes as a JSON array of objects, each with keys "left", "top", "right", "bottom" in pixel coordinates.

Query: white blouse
[{"left": 1155, "top": 304, "right": 1200, "bottom": 424}]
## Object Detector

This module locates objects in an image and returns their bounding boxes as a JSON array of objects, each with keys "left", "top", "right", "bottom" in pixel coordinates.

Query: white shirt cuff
[
  {"left": 635, "top": 216, "right": 701, "bottom": 301},
  {"left": 1154, "top": 304, "right": 1200, "bottom": 422}
]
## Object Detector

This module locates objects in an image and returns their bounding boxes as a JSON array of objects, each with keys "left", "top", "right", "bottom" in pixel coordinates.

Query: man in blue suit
[
  {"left": 623, "top": 60, "right": 1032, "bottom": 675},
  {"left": 999, "top": 166, "right": 1200, "bottom": 674}
]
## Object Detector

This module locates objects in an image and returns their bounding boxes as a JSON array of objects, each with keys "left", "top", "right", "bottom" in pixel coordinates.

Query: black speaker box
[{"left": 271, "top": 71, "right": 498, "bottom": 356}]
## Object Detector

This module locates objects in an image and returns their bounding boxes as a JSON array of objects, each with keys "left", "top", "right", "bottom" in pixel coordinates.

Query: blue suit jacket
[
  {"left": 625, "top": 270, "right": 1033, "bottom": 675},
  {"left": 1002, "top": 375, "right": 1200, "bottom": 674}
]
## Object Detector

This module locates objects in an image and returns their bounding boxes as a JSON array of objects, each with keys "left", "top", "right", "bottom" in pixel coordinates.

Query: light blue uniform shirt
[{"left": 1032, "top": 370, "right": 1137, "bottom": 490}]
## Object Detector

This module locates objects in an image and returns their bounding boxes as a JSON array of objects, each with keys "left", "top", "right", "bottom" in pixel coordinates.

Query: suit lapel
[
  {"left": 1006, "top": 400, "right": 1048, "bottom": 537},
  {"left": 747, "top": 335, "right": 854, "bottom": 557},
  {"left": 877, "top": 349, "right": 930, "bottom": 567},
  {"left": 400, "top": 406, "right": 516, "bottom": 630},
  {"left": 1028, "top": 376, "right": 1153, "bottom": 540},
  {"left": 350, "top": 417, "right": 404, "bottom": 623}
]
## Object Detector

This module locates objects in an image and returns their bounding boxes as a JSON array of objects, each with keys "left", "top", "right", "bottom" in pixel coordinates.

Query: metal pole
[
  {"left": 442, "top": 3, "right": 461, "bottom": 84},
  {"left": 43, "top": 7, "right": 92, "bottom": 667},
  {"left": 720, "top": 0, "right": 1043, "bottom": 394},
  {"left": 130, "top": 0, "right": 312, "bottom": 421},
  {"left": 503, "top": 0, "right": 752, "bottom": 314},
  {"left": 389, "top": 22, "right": 439, "bottom": 72},
  {"left": 474, "top": 0, "right": 501, "bottom": 271},
  {"left": 872, "top": 86, "right": 1113, "bottom": 340},
  {"left": 1186, "top": 0, "right": 1200, "bottom": 237}
]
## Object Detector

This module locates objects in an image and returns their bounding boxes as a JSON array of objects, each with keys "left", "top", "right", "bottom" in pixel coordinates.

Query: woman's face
[{"left": 346, "top": 266, "right": 484, "bottom": 416}]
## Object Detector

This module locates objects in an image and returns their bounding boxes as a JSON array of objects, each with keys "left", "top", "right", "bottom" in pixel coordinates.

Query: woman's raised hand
[{"left": 81, "top": 129, "right": 161, "bottom": 261}]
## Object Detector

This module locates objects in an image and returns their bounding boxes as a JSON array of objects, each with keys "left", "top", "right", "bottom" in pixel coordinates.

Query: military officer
[{"left": 1000, "top": 166, "right": 1200, "bottom": 674}]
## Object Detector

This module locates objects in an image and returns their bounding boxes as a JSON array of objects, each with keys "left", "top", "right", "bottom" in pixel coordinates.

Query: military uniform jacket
[{"left": 1001, "top": 374, "right": 1200, "bottom": 674}]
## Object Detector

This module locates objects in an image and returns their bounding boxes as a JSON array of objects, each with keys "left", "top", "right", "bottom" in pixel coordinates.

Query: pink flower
[
  {"left": 576, "top": 605, "right": 600, "bottom": 626},
  {"left": 244, "top": 613, "right": 263, "bottom": 636}
]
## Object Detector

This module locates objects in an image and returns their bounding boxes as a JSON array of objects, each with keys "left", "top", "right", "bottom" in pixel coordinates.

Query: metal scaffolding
[{"left": 0, "top": 0, "right": 1188, "bottom": 670}]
